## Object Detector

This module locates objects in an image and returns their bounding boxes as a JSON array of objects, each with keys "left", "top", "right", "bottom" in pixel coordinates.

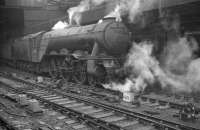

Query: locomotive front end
[{"left": 95, "top": 18, "right": 130, "bottom": 56}]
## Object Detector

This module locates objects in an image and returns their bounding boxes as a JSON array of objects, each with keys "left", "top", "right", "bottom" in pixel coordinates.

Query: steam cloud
[
  {"left": 68, "top": 0, "right": 156, "bottom": 24},
  {"left": 102, "top": 0, "right": 200, "bottom": 95},
  {"left": 105, "top": 0, "right": 156, "bottom": 22},
  {"left": 54, "top": 0, "right": 200, "bottom": 95},
  {"left": 52, "top": 21, "right": 69, "bottom": 30},
  {"left": 160, "top": 37, "right": 200, "bottom": 93},
  {"left": 104, "top": 37, "right": 200, "bottom": 95},
  {"left": 68, "top": 0, "right": 108, "bottom": 25}
]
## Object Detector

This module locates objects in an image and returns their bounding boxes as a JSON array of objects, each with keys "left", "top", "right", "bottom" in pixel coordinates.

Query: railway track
[
  {"left": 66, "top": 83, "right": 200, "bottom": 110},
  {"left": 55, "top": 78, "right": 200, "bottom": 112},
  {"left": 0, "top": 87, "right": 94, "bottom": 130},
  {"left": 47, "top": 79, "right": 200, "bottom": 113},
  {"left": 0, "top": 73, "right": 199, "bottom": 130},
  {"left": 2, "top": 66, "right": 199, "bottom": 111},
  {"left": 0, "top": 76, "right": 155, "bottom": 130},
  {"left": 140, "top": 94, "right": 200, "bottom": 110}
]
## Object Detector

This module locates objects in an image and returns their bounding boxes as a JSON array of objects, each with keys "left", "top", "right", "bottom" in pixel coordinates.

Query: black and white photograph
[{"left": 0, "top": 0, "right": 200, "bottom": 130}]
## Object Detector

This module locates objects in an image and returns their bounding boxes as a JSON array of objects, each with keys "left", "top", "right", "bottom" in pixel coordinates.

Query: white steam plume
[
  {"left": 160, "top": 37, "right": 200, "bottom": 93},
  {"left": 103, "top": 41, "right": 160, "bottom": 93},
  {"left": 52, "top": 21, "right": 69, "bottom": 30},
  {"left": 104, "top": 5, "right": 200, "bottom": 95},
  {"left": 68, "top": 0, "right": 156, "bottom": 24},
  {"left": 105, "top": 0, "right": 156, "bottom": 23},
  {"left": 68, "top": 0, "right": 109, "bottom": 25},
  {"left": 104, "top": 36, "right": 200, "bottom": 95}
]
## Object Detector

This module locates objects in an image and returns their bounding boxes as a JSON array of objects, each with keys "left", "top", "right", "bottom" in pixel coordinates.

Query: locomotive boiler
[
  {"left": 0, "top": 18, "right": 131, "bottom": 85},
  {"left": 46, "top": 18, "right": 130, "bottom": 56}
]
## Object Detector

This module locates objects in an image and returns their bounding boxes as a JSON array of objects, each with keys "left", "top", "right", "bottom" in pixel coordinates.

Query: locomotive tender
[{"left": 0, "top": 18, "right": 130, "bottom": 85}]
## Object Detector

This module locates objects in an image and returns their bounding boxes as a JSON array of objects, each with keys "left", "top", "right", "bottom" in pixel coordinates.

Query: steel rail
[
  {"left": 0, "top": 76, "right": 187, "bottom": 130},
  {"left": 10, "top": 76, "right": 199, "bottom": 130}
]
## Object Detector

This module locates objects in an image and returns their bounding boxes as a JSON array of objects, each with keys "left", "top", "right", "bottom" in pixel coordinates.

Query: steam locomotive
[
  {"left": 0, "top": 18, "right": 131, "bottom": 85},
  {"left": 1, "top": 0, "right": 200, "bottom": 86}
]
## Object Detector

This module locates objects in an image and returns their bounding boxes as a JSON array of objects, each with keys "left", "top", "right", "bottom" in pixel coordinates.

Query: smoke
[
  {"left": 104, "top": 37, "right": 200, "bottom": 95},
  {"left": 165, "top": 39, "right": 191, "bottom": 74},
  {"left": 66, "top": 0, "right": 200, "bottom": 95},
  {"left": 105, "top": 0, "right": 156, "bottom": 23},
  {"left": 104, "top": 2, "right": 200, "bottom": 95},
  {"left": 103, "top": 41, "right": 160, "bottom": 93},
  {"left": 159, "top": 36, "right": 200, "bottom": 93},
  {"left": 68, "top": 0, "right": 108, "bottom": 25},
  {"left": 104, "top": 4, "right": 123, "bottom": 22},
  {"left": 68, "top": 0, "right": 156, "bottom": 24},
  {"left": 52, "top": 21, "right": 69, "bottom": 30},
  {"left": 186, "top": 59, "right": 200, "bottom": 91},
  {"left": 125, "top": 42, "right": 156, "bottom": 85},
  {"left": 103, "top": 79, "right": 134, "bottom": 92}
]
